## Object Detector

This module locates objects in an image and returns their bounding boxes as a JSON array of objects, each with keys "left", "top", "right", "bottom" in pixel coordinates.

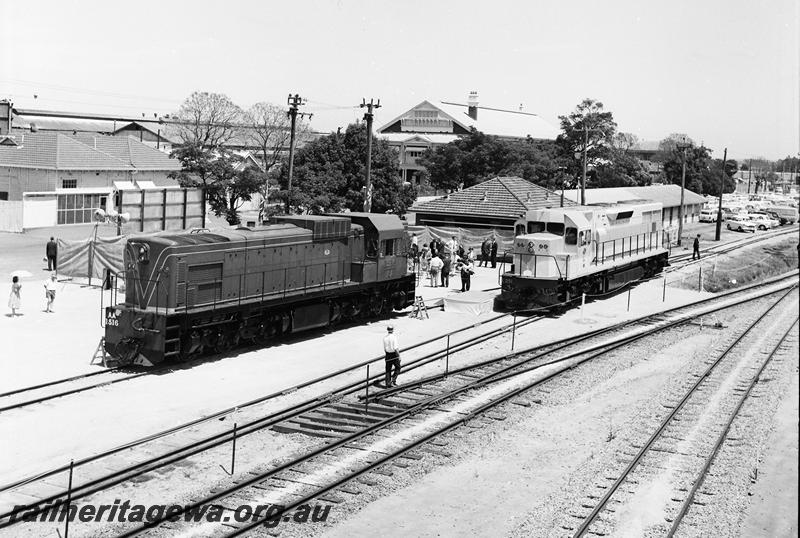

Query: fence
[
  {"left": 58, "top": 233, "right": 126, "bottom": 282},
  {"left": 119, "top": 188, "right": 205, "bottom": 233}
]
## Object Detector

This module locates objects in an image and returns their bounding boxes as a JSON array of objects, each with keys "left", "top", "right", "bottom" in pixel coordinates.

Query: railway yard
[{"left": 0, "top": 223, "right": 798, "bottom": 538}]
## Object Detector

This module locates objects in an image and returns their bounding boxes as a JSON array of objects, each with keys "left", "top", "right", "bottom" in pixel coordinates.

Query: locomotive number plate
[{"left": 106, "top": 310, "right": 119, "bottom": 327}]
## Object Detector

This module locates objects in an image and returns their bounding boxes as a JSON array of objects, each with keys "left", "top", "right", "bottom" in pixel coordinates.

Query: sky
[{"left": 1, "top": 0, "right": 798, "bottom": 161}]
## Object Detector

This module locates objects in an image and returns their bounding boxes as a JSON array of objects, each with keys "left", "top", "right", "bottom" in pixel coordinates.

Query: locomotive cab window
[
  {"left": 515, "top": 224, "right": 526, "bottom": 236},
  {"left": 527, "top": 221, "right": 546, "bottom": 233},
  {"left": 547, "top": 222, "right": 564, "bottom": 236},
  {"left": 382, "top": 239, "right": 396, "bottom": 257},
  {"left": 366, "top": 237, "right": 379, "bottom": 259},
  {"left": 565, "top": 227, "right": 578, "bottom": 245}
]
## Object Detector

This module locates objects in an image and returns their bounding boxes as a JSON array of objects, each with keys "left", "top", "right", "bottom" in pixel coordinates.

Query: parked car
[
  {"left": 699, "top": 208, "right": 718, "bottom": 223},
  {"left": 726, "top": 215, "right": 756, "bottom": 233},
  {"left": 722, "top": 206, "right": 743, "bottom": 220},
  {"left": 748, "top": 213, "right": 779, "bottom": 230},
  {"left": 768, "top": 206, "right": 798, "bottom": 225}
]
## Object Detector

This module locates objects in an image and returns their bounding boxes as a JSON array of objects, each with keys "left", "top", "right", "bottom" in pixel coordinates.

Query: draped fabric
[
  {"left": 406, "top": 225, "right": 514, "bottom": 256},
  {"left": 58, "top": 235, "right": 126, "bottom": 280}
]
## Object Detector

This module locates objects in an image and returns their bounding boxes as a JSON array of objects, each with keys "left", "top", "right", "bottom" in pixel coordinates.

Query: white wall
[
  {"left": 23, "top": 196, "right": 57, "bottom": 228},
  {"left": 0, "top": 200, "right": 23, "bottom": 232}
]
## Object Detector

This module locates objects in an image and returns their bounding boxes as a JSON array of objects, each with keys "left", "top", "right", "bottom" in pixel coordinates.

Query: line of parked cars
[{"left": 700, "top": 205, "right": 798, "bottom": 233}]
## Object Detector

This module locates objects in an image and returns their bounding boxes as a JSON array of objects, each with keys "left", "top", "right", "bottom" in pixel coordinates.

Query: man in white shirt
[
  {"left": 382, "top": 325, "right": 401, "bottom": 387},
  {"left": 44, "top": 273, "right": 57, "bottom": 313}
]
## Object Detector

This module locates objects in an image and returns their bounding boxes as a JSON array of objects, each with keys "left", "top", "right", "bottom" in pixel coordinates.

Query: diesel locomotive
[
  {"left": 495, "top": 201, "right": 669, "bottom": 310},
  {"left": 104, "top": 213, "right": 416, "bottom": 366}
]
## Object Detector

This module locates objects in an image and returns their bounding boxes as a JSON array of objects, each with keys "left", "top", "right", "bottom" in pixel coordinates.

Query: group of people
[
  {"left": 7, "top": 237, "right": 59, "bottom": 317},
  {"left": 410, "top": 234, "right": 499, "bottom": 292}
]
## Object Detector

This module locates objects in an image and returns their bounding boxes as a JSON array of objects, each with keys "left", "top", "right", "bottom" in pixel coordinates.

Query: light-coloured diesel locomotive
[{"left": 495, "top": 201, "right": 669, "bottom": 310}]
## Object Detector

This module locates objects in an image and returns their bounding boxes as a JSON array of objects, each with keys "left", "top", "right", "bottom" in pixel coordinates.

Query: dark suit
[
  {"left": 490, "top": 241, "right": 498, "bottom": 268},
  {"left": 46, "top": 240, "right": 58, "bottom": 271}
]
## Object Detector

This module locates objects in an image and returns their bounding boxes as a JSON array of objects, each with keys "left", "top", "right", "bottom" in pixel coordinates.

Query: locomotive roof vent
[{"left": 271, "top": 215, "right": 351, "bottom": 240}]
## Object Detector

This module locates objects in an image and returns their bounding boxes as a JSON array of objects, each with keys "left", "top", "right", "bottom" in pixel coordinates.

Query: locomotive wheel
[
  {"left": 391, "top": 291, "right": 406, "bottom": 311},
  {"left": 215, "top": 330, "right": 238, "bottom": 353},
  {"left": 330, "top": 302, "right": 342, "bottom": 324},
  {"left": 368, "top": 294, "right": 386, "bottom": 317}
]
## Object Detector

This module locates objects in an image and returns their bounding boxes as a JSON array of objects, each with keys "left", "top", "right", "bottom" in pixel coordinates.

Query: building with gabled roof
[
  {"left": 409, "top": 176, "right": 573, "bottom": 230},
  {"left": 0, "top": 131, "right": 187, "bottom": 229},
  {"left": 376, "top": 93, "right": 560, "bottom": 188}
]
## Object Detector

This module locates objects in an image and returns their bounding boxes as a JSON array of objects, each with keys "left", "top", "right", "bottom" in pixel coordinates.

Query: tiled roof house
[
  {"left": 0, "top": 131, "right": 185, "bottom": 229},
  {"left": 410, "top": 176, "right": 574, "bottom": 230}
]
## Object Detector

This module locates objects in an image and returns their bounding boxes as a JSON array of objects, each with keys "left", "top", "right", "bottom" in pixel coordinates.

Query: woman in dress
[{"left": 8, "top": 276, "right": 22, "bottom": 316}]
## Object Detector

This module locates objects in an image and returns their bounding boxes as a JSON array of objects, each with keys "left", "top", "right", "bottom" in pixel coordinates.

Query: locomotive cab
[{"left": 512, "top": 209, "right": 594, "bottom": 280}]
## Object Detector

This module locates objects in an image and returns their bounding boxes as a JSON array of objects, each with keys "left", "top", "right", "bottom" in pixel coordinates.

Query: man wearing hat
[{"left": 383, "top": 325, "right": 401, "bottom": 387}]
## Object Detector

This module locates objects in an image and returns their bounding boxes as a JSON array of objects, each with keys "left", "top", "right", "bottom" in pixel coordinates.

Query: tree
[
  {"left": 593, "top": 150, "right": 651, "bottom": 188},
  {"left": 173, "top": 92, "right": 243, "bottom": 150},
  {"left": 660, "top": 136, "right": 710, "bottom": 195},
  {"left": 702, "top": 158, "right": 737, "bottom": 197},
  {"left": 417, "top": 128, "right": 562, "bottom": 191},
  {"left": 169, "top": 143, "right": 216, "bottom": 191},
  {"left": 274, "top": 123, "right": 416, "bottom": 215},
  {"left": 659, "top": 135, "right": 735, "bottom": 196},
  {"left": 243, "top": 102, "right": 309, "bottom": 221},
  {"left": 243, "top": 102, "right": 300, "bottom": 172},
  {"left": 170, "top": 146, "right": 262, "bottom": 224},
  {"left": 556, "top": 99, "right": 618, "bottom": 187},
  {"left": 610, "top": 132, "right": 639, "bottom": 153}
]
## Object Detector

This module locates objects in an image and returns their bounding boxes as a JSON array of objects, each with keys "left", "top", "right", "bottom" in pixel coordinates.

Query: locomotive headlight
[{"left": 134, "top": 244, "right": 150, "bottom": 264}]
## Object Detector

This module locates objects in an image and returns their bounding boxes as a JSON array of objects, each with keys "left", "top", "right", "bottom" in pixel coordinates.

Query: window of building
[
  {"left": 62, "top": 179, "right": 77, "bottom": 189},
  {"left": 57, "top": 193, "right": 104, "bottom": 225}
]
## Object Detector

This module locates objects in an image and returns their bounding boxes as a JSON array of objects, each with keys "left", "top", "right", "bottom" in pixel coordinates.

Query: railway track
[
  {"left": 4, "top": 272, "right": 794, "bottom": 536},
  {"left": 0, "top": 368, "right": 152, "bottom": 414},
  {"left": 668, "top": 225, "right": 797, "bottom": 264},
  {"left": 571, "top": 286, "right": 799, "bottom": 537},
  {"left": 0, "top": 309, "right": 548, "bottom": 517},
  {"left": 110, "top": 276, "right": 797, "bottom": 537}
]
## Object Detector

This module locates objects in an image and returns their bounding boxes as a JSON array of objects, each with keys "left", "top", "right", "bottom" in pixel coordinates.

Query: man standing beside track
[
  {"left": 383, "top": 325, "right": 401, "bottom": 387},
  {"left": 693, "top": 234, "right": 701, "bottom": 260}
]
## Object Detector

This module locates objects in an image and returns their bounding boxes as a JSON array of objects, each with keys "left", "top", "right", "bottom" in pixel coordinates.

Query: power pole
[
  {"left": 747, "top": 158, "right": 752, "bottom": 194},
  {"left": 360, "top": 98, "right": 381, "bottom": 212},
  {"left": 286, "top": 93, "right": 312, "bottom": 214},
  {"left": 581, "top": 124, "right": 588, "bottom": 206},
  {"left": 715, "top": 148, "right": 727, "bottom": 241},
  {"left": 675, "top": 138, "right": 692, "bottom": 247}
]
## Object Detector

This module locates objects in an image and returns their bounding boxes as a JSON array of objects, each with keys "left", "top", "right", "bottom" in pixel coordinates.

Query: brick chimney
[
  {"left": 467, "top": 91, "right": 478, "bottom": 120},
  {"left": 0, "top": 100, "right": 12, "bottom": 135}
]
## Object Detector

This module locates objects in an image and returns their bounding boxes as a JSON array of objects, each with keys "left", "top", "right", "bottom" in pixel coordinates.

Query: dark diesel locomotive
[
  {"left": 104, "top": 213, "right": 416, "bottom": 366},
  {"left": 495, "top": 201, "right": 669, "bottom": 311}
]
